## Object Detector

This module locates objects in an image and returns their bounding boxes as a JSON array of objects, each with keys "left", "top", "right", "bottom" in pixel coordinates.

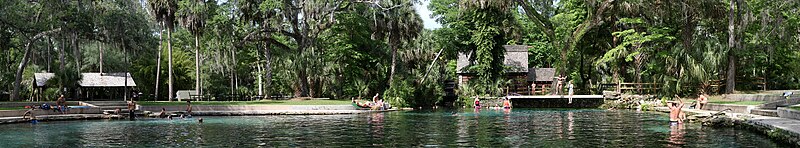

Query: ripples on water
[{"left": 0, "top": 109, "right": 787, "bottom": 147}]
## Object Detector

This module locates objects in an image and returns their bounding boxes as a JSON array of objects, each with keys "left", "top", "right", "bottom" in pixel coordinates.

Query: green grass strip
[
  {"left": 138, "top": 100, "right": 353, "bottom": 106},
  {"left": 0, "top": 107, "right": 26, "bottom": 110},
  {"left": 708, "top": 100, "right": 765, "bottom": 105}
]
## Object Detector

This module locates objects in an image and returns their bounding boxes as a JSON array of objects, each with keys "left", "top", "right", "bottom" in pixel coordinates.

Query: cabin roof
[
  {"left": 34, "top": 72, "right": 137, "bottom": 87},
  {"left": 457, "top": 45, "right": 529, "bottom": 74}
]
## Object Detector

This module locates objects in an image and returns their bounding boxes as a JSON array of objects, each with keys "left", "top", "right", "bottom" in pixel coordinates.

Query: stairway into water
[{"left": 753, "top": 97, "right": 800, "bottom": 117}]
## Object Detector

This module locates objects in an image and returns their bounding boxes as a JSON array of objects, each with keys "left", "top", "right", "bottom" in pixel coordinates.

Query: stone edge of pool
[
  {"left": 653, "top": 107, "right": 800, "bottom": 146},
  {"left": 0, "top": 105, "right": 405, "bottom": 125}
]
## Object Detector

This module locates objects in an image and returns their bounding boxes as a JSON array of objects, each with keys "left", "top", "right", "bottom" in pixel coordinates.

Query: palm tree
[
  {"left": 148, "top": 0, "right": 178, "bottom": 101},
  {"left": 372, "top": 0, "right": 423, "bottom": 87},
  {"left": 178, "top": 0, "right": 207, "bottom": 97}
]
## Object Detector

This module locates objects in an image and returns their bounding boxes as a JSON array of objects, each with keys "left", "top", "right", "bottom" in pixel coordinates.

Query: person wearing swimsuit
[
  {"left": 474, "top": 96, "right": 481, "bottom": 108},
  {"left": 502, "top": 97, "right": 512, "bottom": 109},
  {"left": 669, "top": 95, "right": 685, "bottom": 126}
]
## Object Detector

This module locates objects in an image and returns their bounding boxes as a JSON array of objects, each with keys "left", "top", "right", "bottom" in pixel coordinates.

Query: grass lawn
[
  {"left": 138, "top": 99, "right": 353, "bottom": 106},
  {"left": 790, "top": 106, "right": 800, "bottom": 111},
  {"left": 0, "top": 107, "right": 26, "bottom": 110},
  {"left": 703, "top": 95, "right": 765, "bottom": 105}
]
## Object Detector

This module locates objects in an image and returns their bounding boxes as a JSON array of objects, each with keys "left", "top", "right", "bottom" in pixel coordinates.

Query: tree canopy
[{"left": 1, "top": 0, "right": 799, "bottom": 108}]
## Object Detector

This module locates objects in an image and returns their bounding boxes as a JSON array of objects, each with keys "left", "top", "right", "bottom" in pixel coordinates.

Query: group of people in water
[
  {"left": 473, "top": 96, "right": 512, "bottom": 109},
  {"left": 668, "top": 92, "right": 710, "bottom": 126},
  {"left": 352, "top": 93, "right": 390, "bottom": 110}
]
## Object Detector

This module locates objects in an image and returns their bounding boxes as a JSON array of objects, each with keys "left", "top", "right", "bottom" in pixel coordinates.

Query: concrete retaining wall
[
  {"left": 510, "top": 97, "right": 604, "bottom": 108},
  {"left": 760, "top": 98, "right": 800, "bottom": 109},
  {"left": 139, "top": 105, "right": 357, "bottom": 112},
  {"left": 703, "top": 103, "right": 755, "bottom": 114},
  {"left": 724, "top": 94, "right": 786, "bottom": 102},
  {"left": 777, "top": 107, "right": 800, "bottom": 120},
  {"left": 0, "top": 108, "right": 102, "bottom": 117}
]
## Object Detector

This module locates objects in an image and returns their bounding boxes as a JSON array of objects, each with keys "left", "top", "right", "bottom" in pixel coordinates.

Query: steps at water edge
[
  {"left": 79, "top": 101, "right": 129, "bottom": 107},
  {"left": 751, "top": 109, "right": 779, "bottom": 117}
]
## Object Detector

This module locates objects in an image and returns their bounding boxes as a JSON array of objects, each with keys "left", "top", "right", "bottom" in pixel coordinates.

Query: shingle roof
[
  {"left": 457, "top": 45, "right": 529, "bottom": 74},
  {"left": 80, "top": 73, "right": 137, "bottom": 87},
  {"left": 528, "top": 68, "right": 555, "bottom": 82},
  {"left": 33, "top": 73, "right": 137, "bottom": 87},
  {"left": 34, "top": 73, "right": 55, "bottom": 87}
]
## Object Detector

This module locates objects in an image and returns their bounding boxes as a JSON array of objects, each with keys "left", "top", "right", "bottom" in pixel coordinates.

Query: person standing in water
[
  {"left": 127, "top": 100, "right": 136, "bottom": 120},
  {"left": 502, "top": 97, "right": 512, "bottom": 109},
  {"left": 186, "top": 100, "right": 193, "bottom": 116},
  {"left": 474, "top": 96, "right": 481, "bottom": 108},
  {"left": 669, "top": 95, "right": 685, "bottom": 126},
  {"left": 568, "top": 81, "right": 574, "bottom": 104}
]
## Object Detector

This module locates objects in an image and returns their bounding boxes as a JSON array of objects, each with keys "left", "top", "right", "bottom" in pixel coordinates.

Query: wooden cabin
[{"left": 457, "top": 45, "right": 530, "bottom": 94}]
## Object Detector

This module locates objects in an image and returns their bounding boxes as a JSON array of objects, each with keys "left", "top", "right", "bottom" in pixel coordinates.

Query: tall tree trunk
[
  {"left": 11, "top": 28, "right": 61, "bottom": 101},
  {"left": 59, "top": 36, "right": 66, "bottom": 72},
  {"left": 726, "top": 0, "right": 737, "bottom": 94},
  {"left": 389, "top": 38, "right": 397, "bottom": 87},
  {"left": 155, "top": 23, "right": 163, "bottom": 101},
  {"left": 296, "top": 43, "right": 310, "bottom": 97},
  {"left": 168, "top": 23, "right": 174, "bottom": 102},
  {"left": 231, "top": 45, "right": 237, "bottom": 94},
  {"left": 123, "top": 39, "right": 129, "bottom": 101},
  {"left": 72, "top": 32, "right": 80, "bottom": 75},
  {"left": 12, "top": 42, "right": 36, "bottom": 101},
  {"left": 46, "top": 38, "right": 52, "bottom": 72},
  {"left": 195, "top": 35, "right": 201, "bottom": 96},
  {"left": 264, "top": 35, "right": 272, "bottom": 99},
  {"left": 99, "top": 40, "right": 104, "bottom": 73}
]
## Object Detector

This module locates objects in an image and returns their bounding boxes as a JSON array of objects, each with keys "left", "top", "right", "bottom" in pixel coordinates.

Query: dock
[{"left": 506, "top": 95, "right": 606, "bottom": 108}]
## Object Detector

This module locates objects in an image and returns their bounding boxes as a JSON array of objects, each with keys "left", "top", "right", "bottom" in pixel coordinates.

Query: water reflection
[
  {"left": 668, "top": 123, "right": 685, "bottom": 147},
  {"left": 0, "top": 109, "right": 787, "bottom": 147}
]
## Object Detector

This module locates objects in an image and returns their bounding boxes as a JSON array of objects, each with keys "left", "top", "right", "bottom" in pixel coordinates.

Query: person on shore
[
  {"left": 568, "top": 81, "right": 574, "bottom": 104},
  {"left": 669, "top": 95, "right": 685, "bottom": 126},
  {"left": 158, "top": 108, "right": 167, "bottom": 118},
  {"left": 697, "top": 92, "right": 708, "bottom": 110},
  {"left": 474, "top": 96, "right": 481, "bottom": 108},
  {"left": 56, "top": 95, "right": 66, "bottom": 114},
  {"left": 556, "top": 75, "right": 566, "bottom": 95},
  {"left": 531, "top": 83, "right": 537, "bottom": 95},
  {"left": 784, "top": 91, "right": 794, "bottom": 100},
  {"left": 502, "top": 97, "right": 512, "bottom": 109},
  {"left": 186, "top": 100, "right": 193, "bottom": 116},
  {"left": 127, "top": 100, "right": 136, "bottom": 120}
]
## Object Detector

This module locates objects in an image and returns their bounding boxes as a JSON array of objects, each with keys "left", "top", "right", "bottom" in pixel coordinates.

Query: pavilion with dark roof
[{"left": 33, "top": 72, "right": 137, "bottom": 101}]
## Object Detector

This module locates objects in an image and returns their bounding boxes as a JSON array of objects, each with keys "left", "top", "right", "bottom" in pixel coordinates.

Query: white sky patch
[
  {"left": 216, "top": 0, "right": 442, "bottom": 29},
  {"left": 414, "top": 0, "right": 442, "bottom": 29}
]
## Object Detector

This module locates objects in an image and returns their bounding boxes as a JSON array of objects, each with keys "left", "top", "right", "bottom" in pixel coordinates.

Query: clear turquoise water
[{"left": 0, "top": 109, "right": 787, "bottom": 147}]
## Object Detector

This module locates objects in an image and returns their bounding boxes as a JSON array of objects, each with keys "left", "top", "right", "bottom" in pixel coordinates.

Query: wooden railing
[{"left": 599, "top": 81, "right": 660, "bottom": 95}]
